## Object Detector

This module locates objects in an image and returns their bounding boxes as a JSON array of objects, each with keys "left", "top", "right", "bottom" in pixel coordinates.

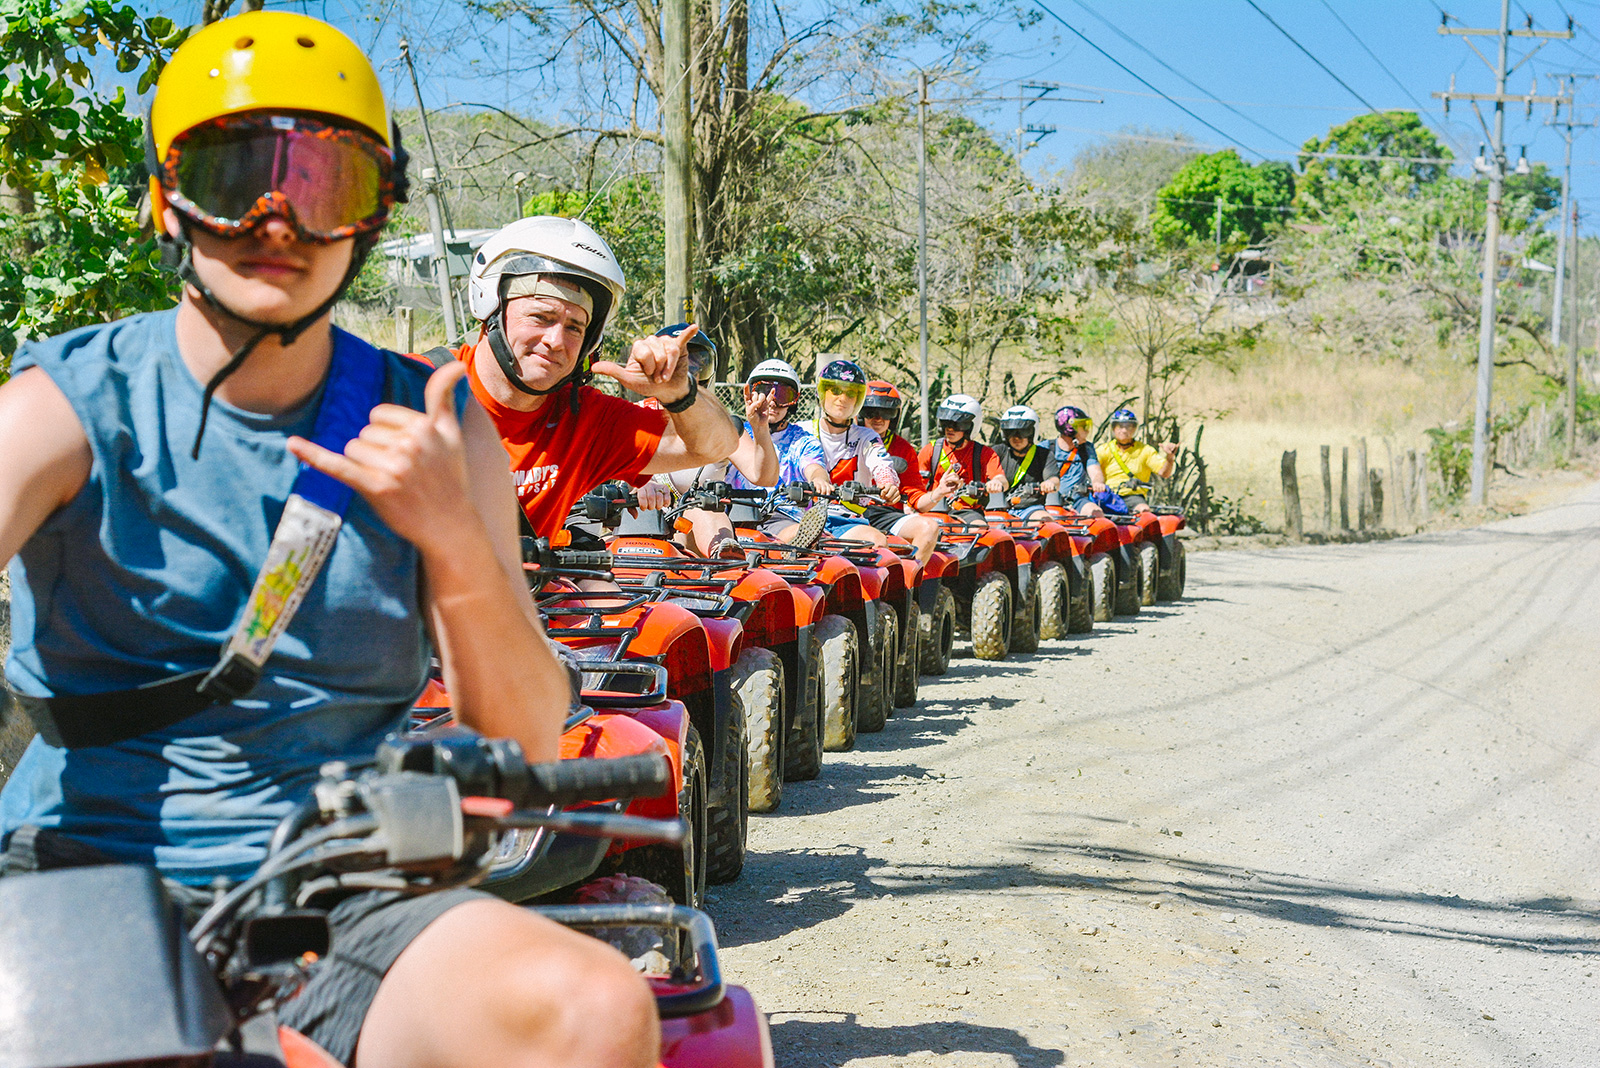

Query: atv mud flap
[
  {"left": 1067, "top": 551, "right": 1089, "bottom": 598},
  {"left": 778, "top": 622, "right": 818, "bottom": 738},
  {"left": 707, "top": 668, "right": 740, "bottom": 809},
  {"left": 1012, "top": 559, "right": 1032, "bottom": 614},
  {"left": 1159, "top": 531, "right": 1178, "bottom": 571},
  {"left": 853, "top": 598, "right": 881, "bottom": 696},
  {"left": 917, "top": 575, "right": 944, "bottom": 619}
]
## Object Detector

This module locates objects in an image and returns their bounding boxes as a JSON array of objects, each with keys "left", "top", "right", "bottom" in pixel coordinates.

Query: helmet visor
[
  {"left": 749, "top": 379, "right": 800, "bottom": 408},
  {"left": 819, "top": 379, "right": 867, "bottom": 418},
  {"left": 165, "top": 114, "right": 391, "bottom": 242}
]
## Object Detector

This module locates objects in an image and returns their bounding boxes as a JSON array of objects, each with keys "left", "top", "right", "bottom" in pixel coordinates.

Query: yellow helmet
[{"left": 148, "top": 11, "right": 390, "bottom": 210}]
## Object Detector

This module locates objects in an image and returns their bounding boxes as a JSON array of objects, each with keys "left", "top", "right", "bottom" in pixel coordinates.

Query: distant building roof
[{"left": 378, "top": 229, "right": 498, "bottom": 263}]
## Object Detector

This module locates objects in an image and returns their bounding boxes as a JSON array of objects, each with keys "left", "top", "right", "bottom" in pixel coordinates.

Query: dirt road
[{"left": 715, "top": 483, "right": 1600, "bottom": 1067}]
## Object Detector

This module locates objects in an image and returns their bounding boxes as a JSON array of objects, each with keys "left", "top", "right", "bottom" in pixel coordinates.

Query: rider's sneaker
[
  {"left": 787, "top": 502, "right": 828, "bottom": 548},
  {"left": 708, "top": 531, "right": 746, "bottom": 560}
]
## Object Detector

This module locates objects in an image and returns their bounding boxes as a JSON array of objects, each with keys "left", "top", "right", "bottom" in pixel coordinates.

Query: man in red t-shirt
[
  {"left": 915, "top": 394, "right": 1004, "bottom": 515},
  {"left": 453, "top": 216, "right": 737, "bottom": 535}
]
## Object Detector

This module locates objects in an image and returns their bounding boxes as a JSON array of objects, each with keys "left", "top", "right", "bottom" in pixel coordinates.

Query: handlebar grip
[
  {"left": 515, "top": 753, "right": 672, "bottom": 808},
  {"left": 555, "top": 551, "right": 614, "bottom": 569}
]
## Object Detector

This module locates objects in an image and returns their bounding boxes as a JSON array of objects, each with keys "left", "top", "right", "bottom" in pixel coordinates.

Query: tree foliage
[
  {"left": 1296, "top": 110, "right": 1451, "bottom": 208},
  {"left": 1149, "top": 149, "right": 1294, "bottom": 248},
  {"left": 0, "top": 0, "right": 187, "bottom": 368}
]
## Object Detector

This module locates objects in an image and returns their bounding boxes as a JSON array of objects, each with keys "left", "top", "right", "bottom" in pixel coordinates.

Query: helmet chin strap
[
  {"left": 166, "top": 224, "right": 371, "bottom": 459},
  {"left": 822, "top": 413, "right": 852, "bottom": 431}
]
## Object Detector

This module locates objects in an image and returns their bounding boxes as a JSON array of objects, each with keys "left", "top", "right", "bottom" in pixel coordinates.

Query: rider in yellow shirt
[{"left": 1100, "top": 408, "right": 1178, "bottom": 512}]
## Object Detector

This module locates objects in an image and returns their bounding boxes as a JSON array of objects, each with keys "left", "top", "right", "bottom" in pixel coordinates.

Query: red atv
[
  {"left": 581, "top": 481, "right": 826, "bottom": 819},
  {"left": 0, "top": 739, "right": 773, "bottom": 1068},
  {"left": 518, "top": 544, "right": 739, "bottom": 899},
  {"left": 920, "top": 482, "right": 1031, "bottom": 664},
  {"left": 732, "top": 482, "right": 923, "bottom": 742}
]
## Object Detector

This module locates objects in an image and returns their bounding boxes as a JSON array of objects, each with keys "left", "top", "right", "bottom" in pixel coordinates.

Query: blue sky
[
  {"left": 179, "top": 1, "right": 1600, "bottom": 230},
  {"left": 968, "top": 1, "right": 1600, "bottom": 207}
]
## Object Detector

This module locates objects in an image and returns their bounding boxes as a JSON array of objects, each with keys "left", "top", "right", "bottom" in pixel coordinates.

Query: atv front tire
[
  {"left": 730, "top": 646, "right": 784, "bottom": 814},
  {"left": 970, "top": 572, "right": 1013, "bottom": 661},
  {"left": 893, "top": 600, "right": 921, "bottom": 707},
  {"left": 1137, "top": 541, "right": 1160, "bottom": 607},
  {"left": 818, "top": 614, "right": 859, "bottom": 752},
  {"left": 859, "top": 606, "right": 897, "bottom": 733},
  {"left": 1089, "top": 555, "right": 1117, "bottom": 623},
  {"left": 919, "top": 585, "right": 956, "bottom": 675},
  {"left": 1036, "top": 561, "right": 1070, "bottom": 640}
]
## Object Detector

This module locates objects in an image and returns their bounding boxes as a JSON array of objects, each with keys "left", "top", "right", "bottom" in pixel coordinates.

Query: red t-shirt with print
[{"left": 457, "top": 342, "right": 668, "bottom": 536}]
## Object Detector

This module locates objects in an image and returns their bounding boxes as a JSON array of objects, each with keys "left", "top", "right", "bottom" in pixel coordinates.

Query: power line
[
  {"left": 1061, "top": 0, "right": 1302, "bottom": 151},
  {"left": 1027, "top": 0, "right": 1266, "bottom": 159},
  {"left": 1241, "top": 0, "right": 1380, "bottom": 112},
  {"left": 1314, "top": 0, "right": 1451, "bottom": 125}
]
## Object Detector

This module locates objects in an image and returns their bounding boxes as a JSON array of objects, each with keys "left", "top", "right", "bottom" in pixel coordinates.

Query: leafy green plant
[
  {"left": 1425, "top": 424, "right": 1473, "bottom": 501},
  {"left": 0, "top": 0, "right": 188, "bottom": 371},
  {"left": 1207, "top": 493, "right": 1268, "bottom": 536}
]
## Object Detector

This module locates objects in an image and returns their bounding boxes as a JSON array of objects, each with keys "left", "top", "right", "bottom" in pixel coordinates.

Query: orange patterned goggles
[{"left": 162, "top": 114, "right": 395, "bottom": 243}]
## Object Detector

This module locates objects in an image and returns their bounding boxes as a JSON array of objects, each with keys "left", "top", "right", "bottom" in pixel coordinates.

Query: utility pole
[
  {"left": 1434, "top": 5, "right": 1572, "bottom": 505},
  {"left": 1543, "top": 78, "right": 1596, "bottom": 349},
  {"left": 400, "top": 39, "right": 460, "bottom": 344},
  {"left": 1015, "top": 82, "right": 1060, "bottom": 159},
  {"left": 661, "top": 0, "right": 694, "bottom": 324},
  {"left": 1569, "top": 201, "right": 1581, "bottom": 456},
  {"left": 918, "top": 70, "right": 930, "bottom": 447}
]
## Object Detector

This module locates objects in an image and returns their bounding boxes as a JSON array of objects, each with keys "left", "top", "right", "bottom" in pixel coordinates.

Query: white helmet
[
  {"left": 468, "top": 215, "right": 626, "bottom": 361},
  {"left": 746, "top": 358, "right": 801, "bottom": 392},
  {"left": 937, "top": 394, "right": 983, "bottom": 431},
  {"left": 999, "top": 404, "right": 1039, "bottom": 433}
]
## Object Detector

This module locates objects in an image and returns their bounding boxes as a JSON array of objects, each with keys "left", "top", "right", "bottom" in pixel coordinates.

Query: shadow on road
[
  {"left": 723, "top": 836, "right": 1600, "bottom": 956},
  {"left": 767, "top": 1012, "right": 1064, "bottom": 1067}
]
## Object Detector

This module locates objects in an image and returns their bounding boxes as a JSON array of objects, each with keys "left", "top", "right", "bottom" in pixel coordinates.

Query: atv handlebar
[{"left": 376, "top": 729, "right": 671, "bottom": 809}]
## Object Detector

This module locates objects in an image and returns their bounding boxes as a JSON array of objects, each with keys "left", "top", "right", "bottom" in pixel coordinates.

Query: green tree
[
  {"left": 0, "top": 0, "right": 187, "bottom": 371},
  {"left": 1149, "top": 150, "right": 1294, "bottom": 248},
  {"left": 1296, "top": 110, "right": 1452, "bottom": 210}
]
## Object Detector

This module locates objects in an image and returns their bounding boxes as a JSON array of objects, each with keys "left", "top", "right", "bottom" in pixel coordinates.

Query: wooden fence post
[
  {"left": 1281, "top": 450, "right": 1303, "bottom": 541},
  {"left": 1339, "top": 446, "right": 1350, "bottom": 530},
  {"left": 1368, "top": 469, "right": 1384, "bottom": 528},
  {"left": 1356, "top": 438, "right": 1369, "bottom": 530},
  {"left": 1320, "top": 445, "right": 1333, "bottom": 532},
  {"left": 395, "top": 305, "right": 414, "bottom": 353},
  {"left": 1405, "top": 449, "right": 1419, "bottom": 525},
  {"left": 1414, "top": 450, "right": 1430, "bottom": 521}
]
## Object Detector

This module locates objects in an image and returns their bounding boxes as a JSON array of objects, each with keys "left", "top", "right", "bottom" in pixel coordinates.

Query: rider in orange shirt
[
  {"left": 915, "top": 395, "right": 1004, "bottom": 517},
  {"left": 453, "top": 216, "right": 737, "bottom": 536}
]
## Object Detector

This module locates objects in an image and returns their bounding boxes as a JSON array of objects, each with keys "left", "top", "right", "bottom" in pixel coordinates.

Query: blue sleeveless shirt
[{"left": 1, "top": 309, "right": 452, "bottom": 884}]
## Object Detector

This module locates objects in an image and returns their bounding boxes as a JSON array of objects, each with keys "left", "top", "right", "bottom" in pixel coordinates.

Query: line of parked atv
[{"left": 402, "top": 477, "right": 1187, "bottom": 1066}]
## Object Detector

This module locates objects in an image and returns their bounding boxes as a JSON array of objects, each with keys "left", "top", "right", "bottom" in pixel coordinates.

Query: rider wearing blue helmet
[{"left": 1100, "top": 408, "right": 1179, "bottom": 513}]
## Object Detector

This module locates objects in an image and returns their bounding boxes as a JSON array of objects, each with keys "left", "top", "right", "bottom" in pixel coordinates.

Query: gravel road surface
[{"left": 713, "top": 482, "right": 1600, "bottom": 1067}]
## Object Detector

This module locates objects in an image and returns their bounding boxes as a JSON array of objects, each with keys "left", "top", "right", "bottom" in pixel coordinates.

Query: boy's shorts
[{"left": 823, "top": 510, "right": 870, "bottom": 537}]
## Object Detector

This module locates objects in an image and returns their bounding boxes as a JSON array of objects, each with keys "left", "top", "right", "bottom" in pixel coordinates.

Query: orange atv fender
[
  {"left": 563, "top": 711, "right": 679, "bottom": 823},
  {"left": 815, "top": 555, "right": 866, "bottom": 614}
]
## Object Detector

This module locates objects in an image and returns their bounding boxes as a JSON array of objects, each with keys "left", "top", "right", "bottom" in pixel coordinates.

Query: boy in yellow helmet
[{"left": 0, "top": 13, "right": 655, "bottom": 1067}]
